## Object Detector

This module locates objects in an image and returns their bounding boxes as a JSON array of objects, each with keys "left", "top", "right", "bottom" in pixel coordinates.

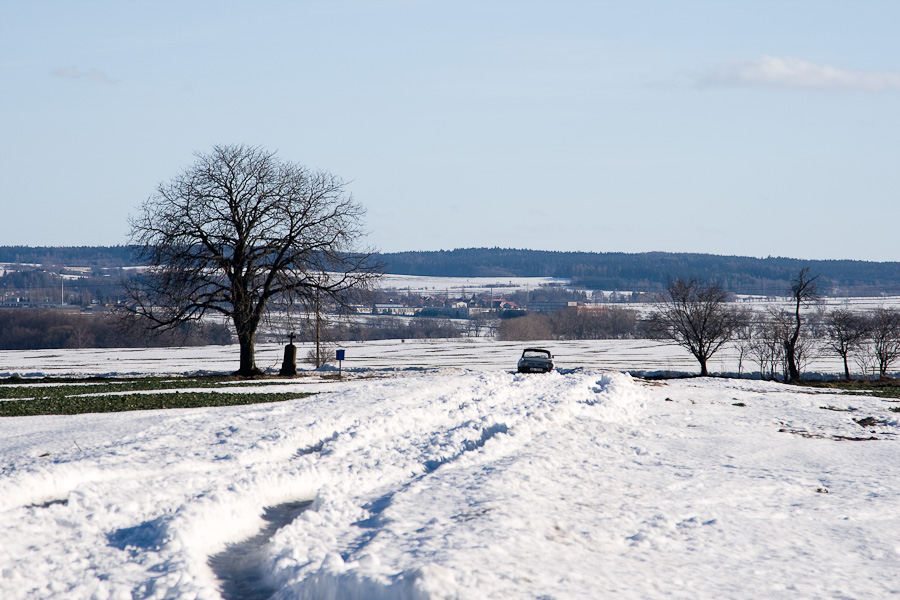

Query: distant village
[
  {"left": 357, "top": 286, "right": 652, "bottom": 319},
  {"left": 0, "top": 261, "right": 652, "bottom": 315}
]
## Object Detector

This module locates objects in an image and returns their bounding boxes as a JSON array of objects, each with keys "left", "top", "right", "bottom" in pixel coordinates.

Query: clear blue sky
[{"left": 2, "top": 0, "right": 898, "bottom": 261}]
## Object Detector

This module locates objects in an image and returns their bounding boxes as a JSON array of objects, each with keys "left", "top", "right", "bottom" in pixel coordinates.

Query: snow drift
[{"left": 1, "top": 368, "right": 899, "bottom": 599}]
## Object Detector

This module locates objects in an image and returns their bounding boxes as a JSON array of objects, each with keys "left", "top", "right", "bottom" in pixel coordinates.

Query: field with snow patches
[
  {"left": 0, "top": 336, "right": 877, "bottom": 380},
  {"left": 2, "top": 342, "right": 900, "bottom": 599}
]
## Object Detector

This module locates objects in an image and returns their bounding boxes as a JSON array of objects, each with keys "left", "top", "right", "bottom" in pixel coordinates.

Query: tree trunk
[
  {"left": 315, "top": 293, "right": 321, "bottom": 367},
  {"left": 232, "top": 290, "right": 264, "bottom": 376},
  {"left": 843, "top": 356, "right": 851, "bottom": 380},
  {"left": 787, "top": 294, "right": 803, "bottom": 381},
  {"left": 314, "top": 288, "right": 323, "bottom": 367},
  {"left": 699, "top": 357, "right": 708, "bottom": 377},
  {"left": 785, "top": 340, "right": 799, "bottom": 381},
  {"left": 235, "top": 322, "right": 261, "bottom": 376},
  {"left": 787, "top": 356, "right": 799, "bottom": 380}
]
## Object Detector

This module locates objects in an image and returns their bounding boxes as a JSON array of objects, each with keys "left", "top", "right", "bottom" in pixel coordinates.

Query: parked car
[{"left": 517, "top": 348, "right": 554, "bottom": 373}]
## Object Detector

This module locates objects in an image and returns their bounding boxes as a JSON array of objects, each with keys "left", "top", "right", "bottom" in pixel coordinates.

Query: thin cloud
[
  {"left": 700, "top": 56, "right": 900, "bottom": 92},
  {"left": 51, "top": 66, "right": 120, "bottom": 85}
]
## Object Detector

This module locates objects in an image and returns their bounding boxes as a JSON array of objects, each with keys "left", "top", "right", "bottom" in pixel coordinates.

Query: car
[{"left": 517, "top": 348, "right": 554, "bottom": 373}]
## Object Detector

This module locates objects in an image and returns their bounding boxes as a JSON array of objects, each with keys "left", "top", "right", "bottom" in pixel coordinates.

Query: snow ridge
[
  {"left": 0, "top": 370, "right": 639, "bottom": 599},
  {"left": 4, "top": 369, "right": 900, "bottom": 598}
]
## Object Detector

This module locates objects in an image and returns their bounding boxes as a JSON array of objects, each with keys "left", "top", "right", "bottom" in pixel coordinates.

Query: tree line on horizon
[
  {"left": 378, "top": 248, "right": 900, "bottom": 296},
  {"left": 6, "top": 246, "right": 900, "bottom": 297}
]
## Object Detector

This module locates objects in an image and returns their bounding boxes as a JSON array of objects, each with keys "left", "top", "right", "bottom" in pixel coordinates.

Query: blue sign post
[{"left": 336, "top": 349, "right": 345, "bottom": 376}]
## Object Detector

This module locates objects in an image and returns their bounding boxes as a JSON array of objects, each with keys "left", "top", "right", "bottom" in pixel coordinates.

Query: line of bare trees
[
  {"left": 0, "top": 309, "right": 231, "bottom": 350},
  {"left": 497, "top": 306, "right": 640, "bottom": 342},
  {"left": 650, "top": 269, "right": 900, "bottom": 380},
  {"left": 730, "top": 306, "right": 900, "bottom": 381}
]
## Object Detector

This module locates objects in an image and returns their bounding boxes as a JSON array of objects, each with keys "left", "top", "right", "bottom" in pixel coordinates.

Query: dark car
[{"left": 517, "top": 348, "right": 554, "bottom": 373}]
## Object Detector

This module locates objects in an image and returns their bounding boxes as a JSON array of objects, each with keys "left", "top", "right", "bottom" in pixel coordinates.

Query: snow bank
[
  {"left": 0, "top": 371, "right": 639, "bottom": 599},
  {"left": 2, "top": 368, "right": 900, "bottom": 599}
]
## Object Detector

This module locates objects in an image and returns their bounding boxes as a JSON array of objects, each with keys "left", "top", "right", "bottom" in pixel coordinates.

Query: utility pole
[{"left": 315, "top": 287, "right": 321, "bottom": 367}]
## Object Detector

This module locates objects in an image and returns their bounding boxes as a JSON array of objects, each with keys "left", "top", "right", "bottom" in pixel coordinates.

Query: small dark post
[
  {"left": 280, "top": 332, "right": 297, "bottom": 376},
  {"left": 336, "top": 349, "right": 345, "bottom": 377}
]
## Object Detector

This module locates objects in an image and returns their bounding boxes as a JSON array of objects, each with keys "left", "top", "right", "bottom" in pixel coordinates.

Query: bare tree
[
  {"left": 867, "top": 307, "right": 900, "bottom": 378},
  {"left": 765, "top": 306, "right": 819, "bottom": 380},
  {"left": 748, "top": 314, "right": 783, "bottom": 380},
  {"left": 784, "top": 268, "right": 819, "bottom": 381},
  {"left": 730, "top": 307, "right": 755, "bottom": 378},
  {"left": 649, "top": 277, "right": 747, "bottom": 376},
  {"left": 824, "top": 308, "right": 870, "bottom": 380},
  {"left": 126, "top": 144, "right": 382, "bottom": 376},
  {"left": 854, "top": 347, "right": 878, "bottom": 380},
  {"left": 497, "top": 314, "right": 553, "bottom": 341},
  {"left": 468, "top": 312, "right": 493, "bottom": 338}
]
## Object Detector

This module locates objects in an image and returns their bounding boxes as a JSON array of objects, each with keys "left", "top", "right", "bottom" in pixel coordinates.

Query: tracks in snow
[
  {"left": 209, "top": 500, "right": 313, "bottom": 600},
  {"left": 0, "top": 371, "right": 632, "bottom": 600},
  {"left": 203, "top": 372, "right": 630, "bottom": 598}
]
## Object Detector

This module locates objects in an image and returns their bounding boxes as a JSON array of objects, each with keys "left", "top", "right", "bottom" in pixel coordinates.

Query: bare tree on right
[
  {"left": 824, "top": 308, "right": 870, "bottom": 380},
  {"left": 649, "top": 277, "right": 747, "bottom": 376},
  {"left": 866, "top": 307, "right": 900, "bottom": 378},
  {"left": 784, "top": 268, "right": 820, "bottom": 381}
]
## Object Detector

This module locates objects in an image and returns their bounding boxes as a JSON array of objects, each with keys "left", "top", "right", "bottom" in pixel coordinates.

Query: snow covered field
[
  {"left": 376, "top": 274, "right": 569, "bottom": 295},
  {"left": 2, "top": 344, "right": 900, "bottom": 599},
  {"left": 0, "top": 337, "right": 864, "bottom": 380}
]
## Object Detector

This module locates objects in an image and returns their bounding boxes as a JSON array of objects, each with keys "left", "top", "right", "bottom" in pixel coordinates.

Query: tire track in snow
[
  {"left": 198, "top": 374, "right": 548, "bottom": 598},
  {"left": 1, "top": 371, "right": 630, "bottom": 599},
  {"left": 255, "top": 372, "right": 637, "bottom": 598},
  {"left": 208, "top": 500, "right": 313, "bottom": 600}
]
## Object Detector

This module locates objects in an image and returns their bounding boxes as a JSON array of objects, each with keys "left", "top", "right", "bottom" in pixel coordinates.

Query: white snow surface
[
  {"left": 376, "top": 274, "right": 569, "bottom": 294},
  {"left": 2, "top": 348, "right": 900, "bottom": 598}
]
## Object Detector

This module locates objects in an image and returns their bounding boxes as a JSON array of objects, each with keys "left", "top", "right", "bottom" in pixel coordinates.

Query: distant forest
[
  {"left": 0, "top": 246, "right": 134, "bottom": 267},
  {"left": 379, "top": 249, "right": 900, "bottom": 296},
  {"left": 4, "top": 246, "right": 900, "bottom": 296}
]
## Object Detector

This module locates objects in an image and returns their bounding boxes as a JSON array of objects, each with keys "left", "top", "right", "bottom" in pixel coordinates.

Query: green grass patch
[
  {"left": 0, "top": 391, "right": 312, "bottom": 417},
  {"left": 800, "top": 378, "right": 900, "bottom": 400},
  {"left": 0, "top": 375, "right": 315, "bottom": 416},
  {"left": 0, "top": 376, "right": 306, "bottom": 399}
]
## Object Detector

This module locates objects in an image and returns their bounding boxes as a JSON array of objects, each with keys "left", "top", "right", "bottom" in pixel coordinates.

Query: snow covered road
[{"left": 2, "top": 370, "right": 900, "bottom": 599}]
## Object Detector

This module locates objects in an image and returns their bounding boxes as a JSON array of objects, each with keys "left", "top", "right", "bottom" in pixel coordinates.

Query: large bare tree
[
  {"left": 649, "top": 277, "right": 747, "bottom": 376},
  {"left": 126, "top": 144, "right": 382, "bottom": 375},
  {"left": 784, "top": 268, "right": 819, "bottom": 381}
]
